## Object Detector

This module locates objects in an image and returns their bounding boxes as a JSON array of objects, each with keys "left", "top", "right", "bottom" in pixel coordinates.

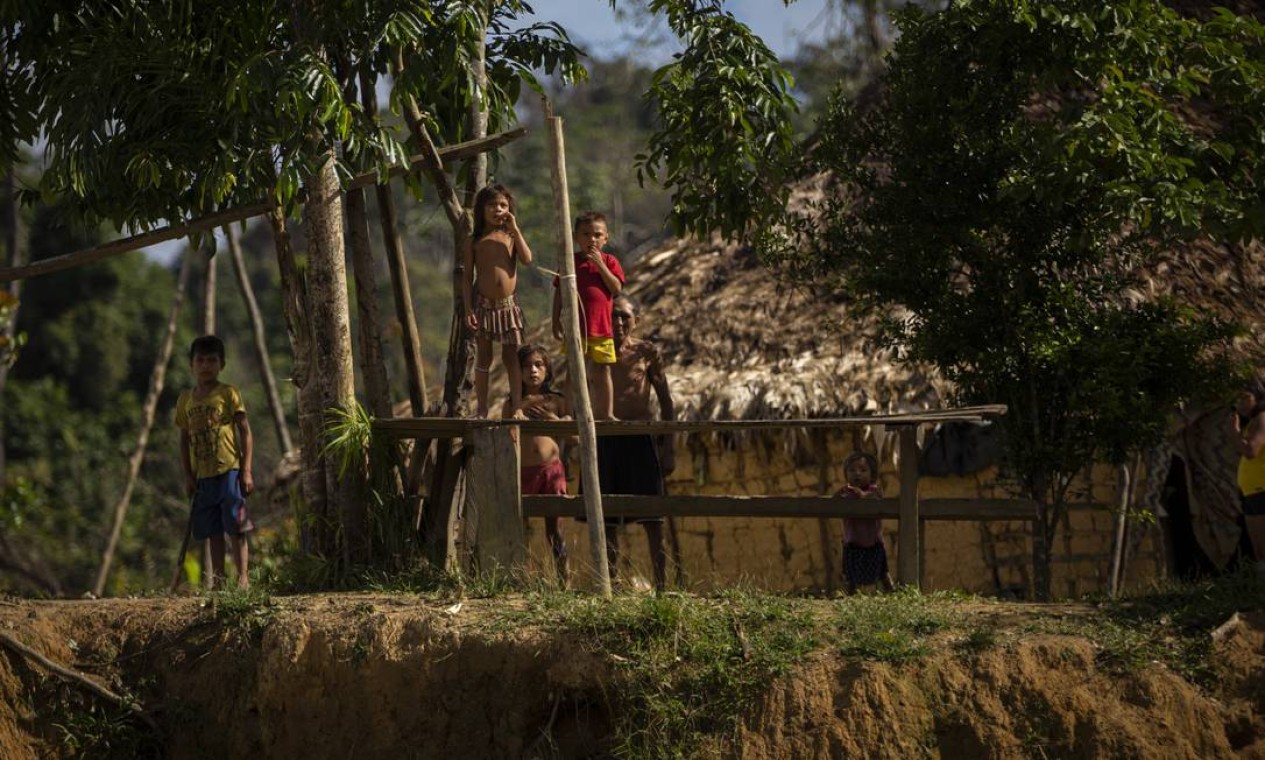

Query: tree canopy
[{"left": 766, "top": 0, "right": 1265, "bottom": 596}]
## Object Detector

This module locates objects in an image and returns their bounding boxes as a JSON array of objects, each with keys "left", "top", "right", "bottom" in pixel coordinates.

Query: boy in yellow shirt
[{"left": 175, "top": 335, "right": 255, "bottom": 589}]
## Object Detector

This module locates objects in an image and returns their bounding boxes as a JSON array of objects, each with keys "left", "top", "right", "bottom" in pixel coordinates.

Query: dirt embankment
[{"left": 0, "top": 595, "right": 1263, "bottom": 759}]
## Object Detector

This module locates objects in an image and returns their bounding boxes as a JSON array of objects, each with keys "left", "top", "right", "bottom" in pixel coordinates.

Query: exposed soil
[{"left": 0, "top": 594, "right": 1262, "bottom": 759}]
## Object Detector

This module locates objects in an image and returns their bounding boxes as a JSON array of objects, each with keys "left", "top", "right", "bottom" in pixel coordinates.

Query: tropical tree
[
  {"left": 3, "top": 0, "right": 806, "bottom": 581},
  {"left": 766, "top": 0, "right": 1265, "bottom": 598}
]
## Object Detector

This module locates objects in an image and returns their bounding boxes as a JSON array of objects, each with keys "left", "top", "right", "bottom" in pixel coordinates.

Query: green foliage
[
  {"left": 1091, "top": 564, "right": 1265, "bottom": 684},
  {"left": 767, "top": 0, "right": 1262, "bottom": 596},
  {"left": 391, "top": 1, "right": 586, "bottom": 156},
  {"left": 832, "top": 588, "right": 953, "bottom": 661},
  {"left": 537, "top": 590, "right": 818, "bottom": 759},
  {"left": 637, "top": 0, "right": 800, "bottom": 240},
  {"left": 52, "top": 698, "right": 160, "bottom": 760},
  {"left": 323, "top": 399, "right": 417, "bottom": 571},
  {"left": 0, "top": 233, "right": 193, "bottom": 595},
  {"left": 4, "top": 1, "right": 584, "bottom": 230},
  {"left": 209, "top": 586, "right": 278, "bottom": 639},
  {"left": 0, "top": 289, "right": 24, "bottom": 369}
]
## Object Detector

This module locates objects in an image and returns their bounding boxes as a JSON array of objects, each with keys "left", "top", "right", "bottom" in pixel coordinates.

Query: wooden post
[
  {"left": 225, "top": 224, "right": 294, "bottom": 453},
  {"left": 546, "top": 113, "right": 612, "bottom": 597},
  {"left": 466, "top": 425, "right": 526, "bottom": 573},
  {"left": 1108, "top": 458, "right": 1135, "bottom": 596},
  {"left": 360, "top": 73, "right": 428, "bottom": 419},
  {"left": 897, "top": 425, "right": 921, "bottom": 588},
  {"left": 94, "top": 250, "right": 192, "bottom": 596}
]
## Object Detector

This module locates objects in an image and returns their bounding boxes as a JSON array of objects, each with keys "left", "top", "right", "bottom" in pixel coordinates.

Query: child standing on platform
[
  {"left": 838, "top": 451, "right": 895, "bottom": 594},
  {"left": 552, "top": 211, "right": 623, "bottom": 420},
  {"left": 463, "top": 183, "right": 535, "bottom": 418},
  {"left": 503, "top": 344, "right": 571, "bottom": 584},
  {"left": 175, "top": 335, "right": 255, "bottom": 590}
]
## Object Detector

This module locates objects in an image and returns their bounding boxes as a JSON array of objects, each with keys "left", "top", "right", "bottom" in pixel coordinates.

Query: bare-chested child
[
  {"left": 502, "top": 344, "right": 571, "bottom": 584},
  {"left": 463, "top": 184, "right": 534, "bottom": 418},
  {"left": 596, "top": 294, "right": 675, "bottom": 591}
]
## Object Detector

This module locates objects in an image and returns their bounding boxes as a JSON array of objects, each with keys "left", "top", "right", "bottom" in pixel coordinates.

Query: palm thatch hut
[{"left": 503, "top": 215, "right": 1262, "bottom": 597}]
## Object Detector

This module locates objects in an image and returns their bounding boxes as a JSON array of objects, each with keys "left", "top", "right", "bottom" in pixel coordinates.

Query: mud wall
[{"left": 523, "top": 430, "right": 1162, "bottom": 597}]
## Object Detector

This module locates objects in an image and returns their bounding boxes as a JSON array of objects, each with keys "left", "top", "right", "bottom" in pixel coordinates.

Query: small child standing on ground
[
  {"left": 463, "top": 183, "right": 535, "bottom": 417},
  {"left": 502, "top": 344, "right": 571, "bottom": 584},
  {"left": 552, "top": 211, "right": 623, "bottom": 420},
  {"left": 175, "top": 335, "right": 255, "bottom": 590},
  {"left": 838, "top": 451, "right": 895, "bottom": 595}
]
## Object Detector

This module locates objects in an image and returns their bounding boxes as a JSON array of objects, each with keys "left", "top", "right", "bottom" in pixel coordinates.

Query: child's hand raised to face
[
  {"left": 501, "top": 210, "right": 521, "bottom": 237},
  {"left": 584, "top": 242, "right": 603, "bottom": 266}
]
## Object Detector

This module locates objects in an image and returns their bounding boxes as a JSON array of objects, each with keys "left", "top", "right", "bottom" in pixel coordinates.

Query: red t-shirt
[{"left": 554, "top": 252, "right": 625, "bottom": 339}]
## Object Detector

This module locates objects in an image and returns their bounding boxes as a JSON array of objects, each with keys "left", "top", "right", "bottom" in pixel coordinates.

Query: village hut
[{"left": 500, "top": 218, "right": 1263, "bottom": 597}]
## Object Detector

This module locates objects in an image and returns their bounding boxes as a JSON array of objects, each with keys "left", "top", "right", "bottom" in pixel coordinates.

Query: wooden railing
[{"left": 374, "top": 405, "right": 1036, "bottom": 589}]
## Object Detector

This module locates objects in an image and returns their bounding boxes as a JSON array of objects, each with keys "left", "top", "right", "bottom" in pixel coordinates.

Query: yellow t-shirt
[
  {"left": 1239, "top": 452, "right": 1265, "bottom": 497},
  {"left": 175, "top": 383, "right": 245, "bottom": 479}
]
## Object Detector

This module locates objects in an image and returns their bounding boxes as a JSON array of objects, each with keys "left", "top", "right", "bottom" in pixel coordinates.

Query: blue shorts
[{"left": 192, "top": 470, "right": 254, "bottom": 540}]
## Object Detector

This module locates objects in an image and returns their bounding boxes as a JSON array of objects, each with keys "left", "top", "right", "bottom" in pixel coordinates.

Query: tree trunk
[
  {"left": 303, "top": 151, "right": 363, "bottom": 565},
  {"left": 225, "top": 224, "right": 293, "bottom": 453},
  {"left": 0, "top": 167, "right": 21, "bottom": 486},
  {"left": 397, "top": 73, "right": 473, "bottom": 570},
  {"left": 201, "top": 244, "right": 217, "bottom": 335},
  {"left": 197, "top": 241, "right": 218, "bottom": 580},
  {"left": 92, "top": 250, "right": 192, "bottom": 596},
  {"left": 1031, "top": 472, "right": 1052, "bottom": 602},
  {"left": 346, "top": 188, "right": 393, "bottom": 420},
  {"left": 360, "top": 74, "right": 428, "bottom": 419},
  {"left": 266, "top": 206, "right": 327, "bottom": 554},
  {"left": 462, "top": 6, "right": 490, "bottom": 208}
]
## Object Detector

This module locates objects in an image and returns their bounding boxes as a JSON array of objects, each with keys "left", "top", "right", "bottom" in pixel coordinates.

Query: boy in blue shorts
[{"left": 176, "top": 335, "right": 255, "bottom": 589}]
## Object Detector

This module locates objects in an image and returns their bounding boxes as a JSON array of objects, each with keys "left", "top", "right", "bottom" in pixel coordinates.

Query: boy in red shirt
[{"left": 552, "top": 211, "right": 624, "bottom": 419}]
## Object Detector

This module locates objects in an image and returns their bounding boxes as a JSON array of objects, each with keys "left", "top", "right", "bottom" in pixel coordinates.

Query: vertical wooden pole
[
  {"left": 360, "top": 74, "right": 429, "bottom": 418},
  {"left": 225, "top": 225, "right": 294, "bottom": 453},
  {"left": 1108, "top": 457, "right": 1137, "bottom": 596},
  {"left": 346, "top": 188, "right": 393, "bottom": 420},
  {"left": 199, "top": 242, "right": 216, "bottom": 580},
  {"left": 467, "top": 425, "right": 526, "bottom": 573},
  {"left": 897, "top": 425, "right": 921, "bottom": 588},
  {"left": 546, "top": 114, "right": 612, "bottom": 597},
  {"left": 94, "top": 250, "right": 192, "bottom": 596},
  {"left": 201, "top": 244, "right": 217, "bottom": 336}
]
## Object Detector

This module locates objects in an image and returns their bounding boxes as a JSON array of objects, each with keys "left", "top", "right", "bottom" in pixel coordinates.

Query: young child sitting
[
  {"left": 502, "top": 344, "right": 571, "bottom": 584},
  {"left": 551, "top": 211, "right": 623, "bottom": 420},
  {"left": 838, "top": 451, "right": 895, "bottom": 595},
  {"left": 463, "top": 183, "right": 534, "bottom": 417},
  {"left": 175, "top": 335, "right": 255, "bottom": 590}
]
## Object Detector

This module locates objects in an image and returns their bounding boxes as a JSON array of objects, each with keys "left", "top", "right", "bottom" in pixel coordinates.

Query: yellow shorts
[{"left": 584, "top": 337, "right": 616, "bottom": 365}]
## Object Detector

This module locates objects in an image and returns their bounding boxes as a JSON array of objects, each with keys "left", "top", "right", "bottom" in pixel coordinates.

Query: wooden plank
[
  {"left": 465, "top": 426, "right": 526, "bottom": 574},
  {"left": 897, "top": 427, "right": 921, "bottom": 587},
  {"left": 522, "top": 495, "right": 1036, "bottom": 521},
  {"left": 372, "top": 406, "right": 1009, "bottom": 439},
  {"left": 0, "top": 128, "right": 528, "bottom": 283}
]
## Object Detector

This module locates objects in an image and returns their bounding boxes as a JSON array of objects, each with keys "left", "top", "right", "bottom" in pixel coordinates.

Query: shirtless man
[
  {"left": 462, "top": 184, "right": 534, "bottom": 417},
  {"left": 596, "top": 294, "right": 676, "bottom": 591}
]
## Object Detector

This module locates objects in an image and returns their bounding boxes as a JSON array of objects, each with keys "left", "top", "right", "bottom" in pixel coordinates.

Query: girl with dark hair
[
  {"left": 503, "top": 344, "right": 571, "bottom": 583},
  {"left": 838, "top": 450, "right": 895, "bottom": 594}
]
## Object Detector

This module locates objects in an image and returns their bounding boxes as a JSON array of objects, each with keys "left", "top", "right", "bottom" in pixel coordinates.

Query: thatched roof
[
  {"left": 619, "top": 237, "right": 947, "bottom": 421},
  {"left": 1129, "top": 237, "right": 1265, "bottom": 370}
]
